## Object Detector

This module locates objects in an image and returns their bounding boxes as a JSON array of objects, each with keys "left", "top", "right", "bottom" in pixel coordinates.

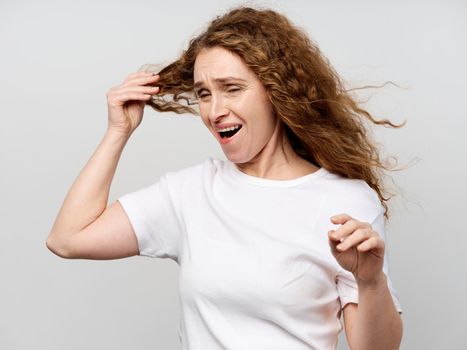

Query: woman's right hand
[{"left": 106, "top": 71, "right": 160, "bottom": 135}]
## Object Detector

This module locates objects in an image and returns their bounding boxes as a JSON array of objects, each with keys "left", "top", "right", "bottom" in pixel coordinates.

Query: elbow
[{"left": 46, "top": 234, "right": 73, "bottom": 259}]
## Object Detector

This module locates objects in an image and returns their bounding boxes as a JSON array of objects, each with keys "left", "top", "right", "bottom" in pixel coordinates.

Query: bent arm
[
  {"left": 46, "top": 129, "right": 133, "bottom": 258},
  {"left": 343, "top": 272, "right": 403, "bottom": 350}
]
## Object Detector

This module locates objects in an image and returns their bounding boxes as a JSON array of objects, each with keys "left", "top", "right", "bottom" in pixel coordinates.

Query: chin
[
  {"left": 224, "top": 154, "right": 239, "bottom": 163},
  {"left": 224, "top": 153, "right": 244, "bottom": 164},
  {"left": 224, "top": 152, "right": 255, "bottom": 165}
]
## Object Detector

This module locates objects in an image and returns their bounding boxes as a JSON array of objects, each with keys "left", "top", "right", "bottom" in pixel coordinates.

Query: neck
[{"left": 234, "top": 120, "right": 319, "bottom": 180}]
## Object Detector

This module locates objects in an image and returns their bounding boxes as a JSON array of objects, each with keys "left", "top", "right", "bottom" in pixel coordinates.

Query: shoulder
[
  {"left": 321, "top": 170, "right": 379, "bottom": 201},
  {"left": 319, "top": 168, "right": 383, "bottom": 221}
]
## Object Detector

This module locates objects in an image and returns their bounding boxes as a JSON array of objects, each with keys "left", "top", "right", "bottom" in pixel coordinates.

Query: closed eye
[
  {"left": 226, "top": 84, "right": 242, "bottom": 93},
  {"left": 195, "top": 88, "right": 208, "bottom": 98},
  {"left": 196, "top": 86, "right": 242, "bottom": 99}
]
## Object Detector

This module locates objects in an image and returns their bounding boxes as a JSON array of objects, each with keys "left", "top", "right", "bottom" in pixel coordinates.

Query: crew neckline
[{"left": 224, "top": 159, "right": 328, "bottom": 187}]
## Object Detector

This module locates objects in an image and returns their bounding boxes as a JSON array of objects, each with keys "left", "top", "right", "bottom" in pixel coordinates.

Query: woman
[{"left": 46, "top": 6, "right": 403, "bottom": 350}]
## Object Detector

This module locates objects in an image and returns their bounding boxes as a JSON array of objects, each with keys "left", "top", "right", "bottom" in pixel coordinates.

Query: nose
[{"left": 209, "top": 93, "right": 229, "bottom": 123}]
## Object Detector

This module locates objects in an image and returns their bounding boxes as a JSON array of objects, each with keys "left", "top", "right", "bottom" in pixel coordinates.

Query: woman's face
[{"left": 193, "top": 46, "right": 278, "bottom": 163}]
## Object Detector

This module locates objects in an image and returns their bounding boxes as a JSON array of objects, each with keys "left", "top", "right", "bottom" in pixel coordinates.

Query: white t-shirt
[{"left": 118, "top": 157, "right": 403, "bottom": 350}]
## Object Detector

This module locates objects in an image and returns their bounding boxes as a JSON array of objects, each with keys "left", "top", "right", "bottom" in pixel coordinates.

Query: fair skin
[
  {"left": 194, "top": 46, "right": 402, "bottom": 349},
  {"left": 47, "top": 46, "right": 401, "bottom": 349},
  {"left": 46, "top": 71, "right": 161, "bottom": 259},
  {"left": 193, "top": 46, "right": 319, "bottom": 180}
]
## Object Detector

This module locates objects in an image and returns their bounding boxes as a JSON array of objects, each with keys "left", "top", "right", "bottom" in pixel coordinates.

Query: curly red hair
[{"left": 143, "top": 6, "right": 407, "bottom": 220}]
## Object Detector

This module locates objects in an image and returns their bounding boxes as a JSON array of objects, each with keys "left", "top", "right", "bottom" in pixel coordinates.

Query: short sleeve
[
  {"left": 336, "top": 210, "right": 403, "bottom": 314},
  {"left": 117, "top": 174, "right": 182, "bottom": 261}
]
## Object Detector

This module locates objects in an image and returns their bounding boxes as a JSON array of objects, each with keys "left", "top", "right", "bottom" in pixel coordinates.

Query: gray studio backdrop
[{"left": 1, "top": 0, "right": 466, "bottom": 349}]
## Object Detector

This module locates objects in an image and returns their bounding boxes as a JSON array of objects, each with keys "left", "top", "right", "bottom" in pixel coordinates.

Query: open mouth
[{"left": 219, "top": 125, "right": 242, "bottom": 139}]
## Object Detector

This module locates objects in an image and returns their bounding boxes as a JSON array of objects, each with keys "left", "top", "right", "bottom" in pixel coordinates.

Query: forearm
[
  {"left": 351, "top": 273, "right": 403, "bottom": 350},
  {"left": 47, "top": 129, "right": 130, "bottom": 244}
]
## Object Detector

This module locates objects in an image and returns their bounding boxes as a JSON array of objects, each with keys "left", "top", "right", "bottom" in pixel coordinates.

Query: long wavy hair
[{"left": 142, "top": 6, "right": 407, "bottom": 220}]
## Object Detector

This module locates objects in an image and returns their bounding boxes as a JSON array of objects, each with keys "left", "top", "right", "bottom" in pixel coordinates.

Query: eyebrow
[{"left": 193, "top": 77, "right": 247, "bottom": 89}]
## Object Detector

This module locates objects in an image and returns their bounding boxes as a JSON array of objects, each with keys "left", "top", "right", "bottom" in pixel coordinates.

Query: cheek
[{"left": 198, "top": 105, "right": 209, "bottom": 124}]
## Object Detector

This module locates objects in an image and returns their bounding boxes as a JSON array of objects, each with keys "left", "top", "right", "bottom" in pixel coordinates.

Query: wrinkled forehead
[{"left": 193, "top": 46, "right": 255, "bottom": 83}]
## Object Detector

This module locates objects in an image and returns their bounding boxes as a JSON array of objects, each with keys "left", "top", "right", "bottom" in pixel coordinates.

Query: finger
[
  {"left": 108, "top": 87, "right": 158, "bottom": 104},
  {"left": 125, "top": 71, "right": 156, "bottom": 81},
  {"left": 356, "top": 236, "right": 384, "bottom": 252},
  {"left": 108, "top": 92, "right": 154, "bottom": 107},
  {"left": 107, "top": 86, "right": 159, "bottom": 106},
  {"left": 114, "top": 85, "right": 160, "bottom": 95},
  {"left": 329, "top": 218, "right": 361, "bottom": 241},
  {"left": 122, "top": 74, "right": 160, "bottom": 87},
  {"left": 328, "top": 229, "right": 344, "bottom": 243},
  {"left": 336, "top": 228, "right": 373, "bottom": 251},
  {"left": 330, "top": 213, "right": 352, "bottom": 225}
]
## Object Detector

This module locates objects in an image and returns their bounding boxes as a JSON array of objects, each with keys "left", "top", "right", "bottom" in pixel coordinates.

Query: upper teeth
[{"left": 218, "top": 125, "right": 241, "bottom": 132}]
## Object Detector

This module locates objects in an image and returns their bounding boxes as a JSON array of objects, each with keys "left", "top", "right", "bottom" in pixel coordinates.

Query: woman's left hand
[{"left": 327, "top": 213, "right": 385, "bottom": 284}]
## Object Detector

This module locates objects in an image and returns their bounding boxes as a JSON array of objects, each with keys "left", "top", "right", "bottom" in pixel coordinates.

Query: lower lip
[{"left": 218, "top": 126, "right": 243, "bottom": 145}]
